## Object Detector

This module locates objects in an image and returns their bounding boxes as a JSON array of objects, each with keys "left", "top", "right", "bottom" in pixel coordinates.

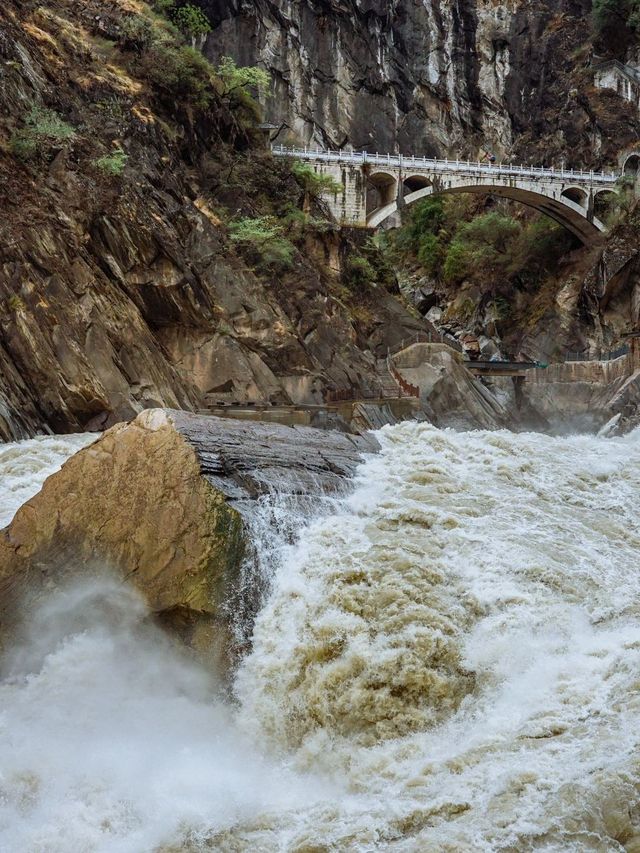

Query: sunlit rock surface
[{"left": 0, "top": 410, "right": 375, "bottom": 666}]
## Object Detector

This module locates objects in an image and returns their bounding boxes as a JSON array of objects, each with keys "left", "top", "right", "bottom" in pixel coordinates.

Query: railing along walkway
[
  {"left": 387, "top": 330, "right": 464, "bottom": 356},
  {"left": 565, "top": 345, "right": 629, "bottom": 362},
  {"left": 273, "top": 145, "right": 620, "bottom": 185}
]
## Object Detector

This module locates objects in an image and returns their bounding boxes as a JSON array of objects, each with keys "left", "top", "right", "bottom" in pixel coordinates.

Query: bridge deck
[
  {"left": 467, "top": 361, "right": 542, "bottom": 377},
  {"left": 273, "top": 146, "right": 619, "bottom": 186}
]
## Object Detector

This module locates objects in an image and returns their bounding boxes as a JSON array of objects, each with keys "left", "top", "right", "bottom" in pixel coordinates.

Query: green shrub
[
  {"left": 9, "top": 105, "right": 75, "bottom": 161},
  {"left": 229, "top": 217, "right": 295, "bottom": 271},
  {"left": 95, "top": 148, "right": 128, "bottom": 176},
  {"left": 173, "top": 4, "right": 211, "bottom": 41},
  {"left": 408, "top": 195, "right": 445, "bottom": 238},
  {"left": 442, "top": 239, "right": 470, "bottom": 283},
  {"left": 119, "top": 15, "right": 154, "bottom": 51},
  {"left": 458, "top": 211, "right": 520, "bottom": 253},
  {"left": 152, "top": 0, "right": 175, "bottom": 13},
  {"left": 344, "top": 255, "right": 376, "bottom": 295},
  {"left": 9, "top": 134, "right": 38, "bottom": 161},
  {"left": 7, "top": 295, "right": 25, "bottom": 312},
  {"left": 416, "top": 232, "right": 444, "bottom": 276},
  {"left": 394, "top": 195, "right": 448, "bottom": 276},
  {"left": 507, "top": 216, "right": 574, "bottom": 281},
  {"left": 141, "top": 44, "right": 214, "bottom": 108},
  {"left": 216, "top": 55, "right": 270, "bottom": 97},
  {"left": 292, "top": 161, "right": 342, "bottom": 196},
  {"left": 443, "top": 212, "right": 520, "bottom": 283},
  {"left": 592, "top": 0, "right": 640, "bottom": 49}
]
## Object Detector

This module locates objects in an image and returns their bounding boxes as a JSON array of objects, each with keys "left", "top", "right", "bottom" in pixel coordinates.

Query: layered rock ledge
[{"left": 0, "top": 410, "right": 376, "bottom": 669}]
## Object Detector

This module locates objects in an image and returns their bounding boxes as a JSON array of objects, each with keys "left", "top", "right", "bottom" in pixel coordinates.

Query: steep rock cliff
[
  {"left": 204, "top": 0, "right": 640, "bottom": 168},
  {"left": 0, "top": 0, "right": 431, "bottom": 440}
]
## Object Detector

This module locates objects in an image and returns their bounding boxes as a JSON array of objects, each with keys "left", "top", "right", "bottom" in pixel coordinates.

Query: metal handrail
[
  {"left": 565, "top": 344, "right": 630, "bottom": 362},
  {"left": 273, "top": 145, "right": 619, "bottom": 185},
  {"left": 387, "top": 331, "right": 464, "bottom": 355}
]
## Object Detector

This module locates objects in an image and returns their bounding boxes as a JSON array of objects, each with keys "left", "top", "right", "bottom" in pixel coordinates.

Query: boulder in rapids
[{"left": 0, "top": 410, "right": 375, "bottom": 671}]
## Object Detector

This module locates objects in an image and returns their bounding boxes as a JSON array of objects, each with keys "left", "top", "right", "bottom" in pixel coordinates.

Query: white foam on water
[
  {"left": 2, "top": 424, "right": 640, "bottom": 851},
  {"left": 236, "top": 423, "right": 640, "bottom": 850},
  {"left": 0, "top": 433, "right": 96, "bottom": 528},
  {"left": 0, "top": 581, "right": 333, "bottom": 853}
]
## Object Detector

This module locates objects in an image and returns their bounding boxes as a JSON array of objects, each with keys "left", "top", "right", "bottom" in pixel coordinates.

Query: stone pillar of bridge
[{"left": 309, "top": 161, "right": 368, "bottom": 226}]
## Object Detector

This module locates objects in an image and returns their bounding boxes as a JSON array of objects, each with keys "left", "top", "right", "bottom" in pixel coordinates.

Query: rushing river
[{"left": 1, "top": 423, "right": 640, "bottom": 852}]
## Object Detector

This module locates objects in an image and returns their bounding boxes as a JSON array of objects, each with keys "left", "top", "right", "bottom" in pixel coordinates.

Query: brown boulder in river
[{"left": 0, "top": 410, "right": 375, "bottom": 671}]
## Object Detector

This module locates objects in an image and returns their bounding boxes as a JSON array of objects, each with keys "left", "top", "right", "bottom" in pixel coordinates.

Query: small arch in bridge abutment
[
  {"left": 593, "top": 188, "right": 618, "bottom": 222},
  {"left": 366, "top": 183, "right": 606, "bottom": 245},
  {"left": 561, "top": 186, "right": 588, "bottom": 208},
  {"left": 366, "top": 171, "right": 399, "bottom": 218},
  {"left": 402, "top": 174, "right": 433, "bottom": 194},
  {"left": 623, "top": 153, "right": 640, "bottom": 177}
]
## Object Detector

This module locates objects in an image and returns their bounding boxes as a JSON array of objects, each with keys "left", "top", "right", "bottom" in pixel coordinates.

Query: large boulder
[
  {"left": 392, "top": 343, "right": 511, "bottom": 430},
  {"left": 0, "top": 409, "right": 375, "bottom": 671}
]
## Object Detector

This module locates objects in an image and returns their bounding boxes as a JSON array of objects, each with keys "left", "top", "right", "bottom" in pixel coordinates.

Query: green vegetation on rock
[
  {"left": 9, "top": 105, "right": 75, "bottom": 161},
  {"left": 229, "top": 216, "right": 295, "bottom": 272},
  {"left": 292, "top": 161, "right": 342, "bottom": 197},
  {"left": 394, "top": 196, "right": 574, "bottom": 291},
  {"left": 95, "top": 148, "right": 128, "bottom": 176},
  {"left": 172, "top": 4, "right": 212, "bottom": 42},
  {"left": 215, "top": 55, "right": 270, "bottom": 98},
  {"left": 592, "top": 0, "right": 640, "bottom": 51}
]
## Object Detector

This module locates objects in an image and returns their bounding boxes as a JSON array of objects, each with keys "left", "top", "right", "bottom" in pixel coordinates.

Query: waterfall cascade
[{"left": 0, "top": 423, "right": 639, "bottom": 851}]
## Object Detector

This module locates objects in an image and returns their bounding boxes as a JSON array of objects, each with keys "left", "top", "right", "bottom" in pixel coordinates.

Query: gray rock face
[
  {"left": 204, "top": 0, "right": 492, "bottom": 154},
  {"left": 170, "top": 409, "right": 378, "bottom": 500},
  {"left": 391, "top": 343, "right": 511, "bottom": 430},
  {"left": 0, "top": 1, "right": 433, "bottom": 442},
  {"left": 203, "top": 0, "right": 600, "bottom": 164}
]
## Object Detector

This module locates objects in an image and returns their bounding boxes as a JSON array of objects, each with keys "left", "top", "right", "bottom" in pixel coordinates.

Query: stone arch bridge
[{"left": 273, "top": 146, "right": 620, "bottom": 243}]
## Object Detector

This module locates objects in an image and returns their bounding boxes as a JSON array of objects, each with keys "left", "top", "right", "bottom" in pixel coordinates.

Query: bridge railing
[
  {"left": 387, "top": 330, "right": 464, "bottom": 355},
  {"left": 565, "top": 344, "right": 629, "bottom": 362},
  {"left": 323, "top": 384, "right": 418, "bottom": 403},
  {"left": 272, "top": 145, "right": 619, "bottom": 185}
]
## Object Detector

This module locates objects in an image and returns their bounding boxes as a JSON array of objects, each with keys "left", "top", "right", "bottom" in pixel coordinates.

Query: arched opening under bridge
[
  {"left": 623, "top": 153, "right": 640, "bottom": 177},
  {"left": 366, "top": 175, "right": 607, "bottom": 244}
]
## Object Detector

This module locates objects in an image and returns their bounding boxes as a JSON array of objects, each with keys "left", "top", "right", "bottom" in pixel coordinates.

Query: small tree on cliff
[
  {"left": 216, "top": 56, "right": 270, "bottom": 99},
  {"left": 172, "top": 3, "right": 211, "bottom": 47},
  {"left": 215, "top": 56, "right": 270, "bottom": 124}
]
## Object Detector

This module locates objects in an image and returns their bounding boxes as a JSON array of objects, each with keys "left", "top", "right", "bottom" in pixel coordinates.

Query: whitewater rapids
[{"left": 1, "top": 422, "right": 640, "bottom": 851}]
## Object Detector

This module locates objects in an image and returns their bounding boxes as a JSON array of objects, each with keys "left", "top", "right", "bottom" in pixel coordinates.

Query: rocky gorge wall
[
  {"left": 0, "top": 0, "right": 440, "bottom": 442},
  {"left": 203, "top": 0, "right": 639, "bottom": 168}
]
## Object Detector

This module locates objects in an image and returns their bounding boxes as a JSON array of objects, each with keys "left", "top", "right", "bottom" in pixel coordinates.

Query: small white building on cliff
[{"left": 594, "top": 60, "right": 640, "bottom": 107}]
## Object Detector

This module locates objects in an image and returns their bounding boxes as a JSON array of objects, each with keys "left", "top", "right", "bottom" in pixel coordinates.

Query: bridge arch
[
  {"left": 623, "top": 153, "right": 640, "bottom": 176},
  {"left": 367, "top": 180, "right": 606, "bottom": 243},
  {"left": 561, "top": 186, "right": 588, "bottom": 208},
  {"left": 402, "top": 173, "right": 432, "bottom": 193},
  {"left": 366, "top": 171, "right": 397, "bottom": 217},
  {"left": 593, "top": 187, "right": 618, "bottom": 221}
]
